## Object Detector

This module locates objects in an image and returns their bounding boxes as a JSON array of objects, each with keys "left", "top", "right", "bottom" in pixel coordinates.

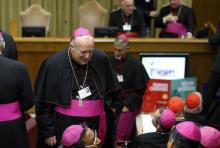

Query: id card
[
  {"left": 123, "top": 23, "right": 131, "bottom": 31},
  {"left": 117, "top": 74, "right": 124, "bottom": 82},
  {"left": 78, "top": 86, "right": 91, "bottom": 99}
]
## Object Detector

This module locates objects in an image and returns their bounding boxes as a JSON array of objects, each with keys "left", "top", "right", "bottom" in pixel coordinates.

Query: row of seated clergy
[
  {"left": 19, "top": 0, "right": 148, "bottom": 38},
  {"left": 19, "top": 0, "right": 198, "bottom": 38},
  {"left": 108, "top": 0, "right": 197, "bottom": 38}
]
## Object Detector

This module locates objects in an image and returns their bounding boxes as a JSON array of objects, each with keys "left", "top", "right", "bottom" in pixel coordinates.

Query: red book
[
  {"left": 141, "top": 77, "right": 197, "bottom": 113},
  {"left": 141, "top": 79, "right": 171, "bottom": 113}
]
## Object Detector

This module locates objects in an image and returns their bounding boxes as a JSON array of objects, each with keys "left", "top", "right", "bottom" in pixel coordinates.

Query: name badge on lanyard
[
  {"left": 123, "top": 23, "right": 131, "bottom": 31},
  {"left": 78, "top": 87, "right": 92, "bottom": 106},
  {"left": 78, "top": 86, "right": 92, "bottom": 99},
  {"left": 117, "top": 74, "right": 124, "bottom": 82},
  {"left": 145, "top": 0, "right": 150, "bottom": 2}
]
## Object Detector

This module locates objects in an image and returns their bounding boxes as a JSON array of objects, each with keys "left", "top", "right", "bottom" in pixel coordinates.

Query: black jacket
[
  {"left": 2, "top": 31, "right": 18, "bottom": 60},
  {"left": 134, "top": 0, "right": 155, "bottom": 26},
  {"left": 209, "top": 31, "right": 220, "bottom": 73},
  {"left": 155, "top": 4, "right": 196, "bottom": 36},
  {"left": 109, "top": 9, "right": 147, "bottom": 37}
]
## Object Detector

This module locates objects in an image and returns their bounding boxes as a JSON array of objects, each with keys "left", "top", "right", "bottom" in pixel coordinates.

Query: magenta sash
[
  {"left": 164, "top": 22, "right": 187, "bottom": 38},
  {"left": 115, "top": 110, "right": 138, "bottom": 141},
  {"left": 0, "top": 101, "right": 22, "bottom": 122},
  {"left": 55, "top": 100, "right": 106, "bottom": 143}
]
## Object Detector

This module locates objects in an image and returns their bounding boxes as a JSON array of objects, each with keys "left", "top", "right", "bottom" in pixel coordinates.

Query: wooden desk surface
[
  {"left": 15, "top": 37, "right": 213, "bottom": 112},
  {"left": 15, "top": 37, "right": 213, "bottom": 92},
  {"left": 15, "top": 37, "right": 209, "bottom": 53}
]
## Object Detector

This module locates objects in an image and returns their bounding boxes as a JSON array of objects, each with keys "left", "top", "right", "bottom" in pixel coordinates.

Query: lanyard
[
  {"left": 121, "top": 12, "right": 133, "bottom": 27},
  {"left": 68, "top": 48, "right": 88, "bottom": 90},
  {"left": 171, "top": 5, "right": 182, "bottom": 18}
]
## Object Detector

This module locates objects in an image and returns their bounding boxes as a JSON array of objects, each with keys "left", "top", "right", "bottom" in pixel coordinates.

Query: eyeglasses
[{"left": 85, "top": 130, "right": 99, "bottom": 148}]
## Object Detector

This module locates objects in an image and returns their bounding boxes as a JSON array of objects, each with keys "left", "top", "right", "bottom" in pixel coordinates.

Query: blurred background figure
[
  {"left": 203, "top": 30, "right": 220, "bottom": 130},
  {"left": 128, "top": 108, "right": 176, "bottom": 148},
  {"left": 0, "top": 29, "right": 17, "bottom": 60},
  {"left": 155, "top": 0, "right": 196, "bottom": 38},
  {"left": 134, "top": 0, "right": 158, "bottom": 37},
  {"left": 167, "top": 121, "right": 201, "bottom": 148},
  {"left": 109, "top": 0, "right": 147, "bottom": 37}
]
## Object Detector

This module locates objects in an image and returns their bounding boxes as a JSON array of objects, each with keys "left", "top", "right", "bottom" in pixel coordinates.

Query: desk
[{"left": 15, "top": 37, "right": 213, "bottom": 92}]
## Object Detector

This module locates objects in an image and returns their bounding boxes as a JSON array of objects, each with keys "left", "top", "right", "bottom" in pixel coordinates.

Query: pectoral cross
[{"left": 76, "top": 95, "right": 83, "bottom": 107}]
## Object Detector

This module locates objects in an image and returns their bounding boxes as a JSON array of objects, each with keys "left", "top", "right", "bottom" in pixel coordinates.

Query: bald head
[
  {"left": 70, "top": 35, "right": 94, "bottom": 65},
  {"left": 121, "top": 0, "right": 135, "bottom": 16}
]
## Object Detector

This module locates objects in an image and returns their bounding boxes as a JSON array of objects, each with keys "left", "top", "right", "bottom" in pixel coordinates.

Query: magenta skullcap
[
  {"left": 72, "top": 27, "right": 92, "bottom": 38},
  {"left": 62, "top": 125, "right": 84, "bottom": 147},
  {"left": 160, "top": 109, "right": 176, "bottom": 129},
  {"left": 117, "top": 34, "right": 128, "bottom": 43},
  {"left": 176, "top": 121, "right": 201, "bottom": 141},
  {"left": 200, "top": 126, "right": 220, "bottom": 148},
  {"left": 0, "top": 32, "right": 3, "bottom": 41}
]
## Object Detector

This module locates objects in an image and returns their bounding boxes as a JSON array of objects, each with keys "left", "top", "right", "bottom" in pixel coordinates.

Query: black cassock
[
  {"left": 109, "top": 54, "right": 149, "bottom": 143},
  {"left": 0, "top": 55, "right": 34, "bottom": 148},
  {"left": 128, "top": 132, "right": 169, "bottom": 148},
  {"left": 155, "top": 4, "right": 196, "bottom": 37},
  {"left": 2, "top": 31, "right": 18, "bottom": 60},
  {"left": 34, "top": 48, "right": 123, "bottom": 148},
  {"left": 108, "top": 9, "right": 147, "bottom": 37},
  {"left": 203, "top": 31, "right": 220, "bottom": 129},
  {"left": 110, "top": 54, "right": 149, "bottom": 111},
  {"left": 134, "top": 0, "right": 155, "bottom": 27}
]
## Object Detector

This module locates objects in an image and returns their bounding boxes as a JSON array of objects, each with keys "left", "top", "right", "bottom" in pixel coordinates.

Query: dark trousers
[
  {"left": 203, "top": 71, "right": 220, "bottom": 111},
  {"left": 203, "top": 71, "right": 220, "bottom": 129},
  {"left": 103, "top": 106, "right": 119, "bottom": 148}
]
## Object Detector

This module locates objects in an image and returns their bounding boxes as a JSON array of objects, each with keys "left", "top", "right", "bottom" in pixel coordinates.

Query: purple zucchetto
[
  {"left": 176, "top": 121, "right": 201, "bottom": 142},
  {"left": 117, "top": 34, "right": 128, "bottom": 43},
  {"left": 200, "top": 126, "right": 220, "bottom": 148},
  {"left": 62, "top": 125, "right": 84, "bottom": 147},
  {"left": 0, "top": 32, "right": 3, "bottom": 41},
  {"left": 72, "top": 27, "right": 92, "bottom": 38},
  {"left": 160, "top": 109, "right": 176, "bottom": 129}
]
